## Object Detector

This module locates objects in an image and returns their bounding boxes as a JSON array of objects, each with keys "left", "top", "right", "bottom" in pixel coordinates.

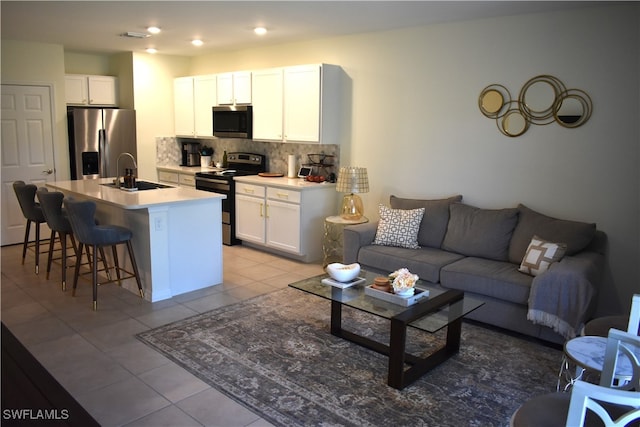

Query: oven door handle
[{"left": 195, "top": 177, "right": 230, "bottom": 186}]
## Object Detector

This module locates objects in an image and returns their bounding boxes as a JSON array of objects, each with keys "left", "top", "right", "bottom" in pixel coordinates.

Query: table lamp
[{"left": 336, "top": 166, "right": 369, "bottom": 220}]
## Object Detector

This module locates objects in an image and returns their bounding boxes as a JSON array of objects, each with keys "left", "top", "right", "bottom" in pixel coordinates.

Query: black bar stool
[
  {"left": 36, "top": 188, "right": 78, "bottom": 291},
  {"left": 13, "top": 181, "right": 47, "bottom": 274},
  {"left": 63, "top": 198, "right": 144, "bottom": 310},
  {"left": 36, "top": 189, "right": 111, "bottom": 291}
]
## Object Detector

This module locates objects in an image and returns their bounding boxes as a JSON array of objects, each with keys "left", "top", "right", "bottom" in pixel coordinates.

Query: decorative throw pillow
[
  {"left": 390, "top": 195, "right": 462, "bottom": 248},
  {"left": 518, "top": 235, "right": 567, "bottom": 276},
  {"left": 373, "top": 205, "right": 425, "bottom": 249}
]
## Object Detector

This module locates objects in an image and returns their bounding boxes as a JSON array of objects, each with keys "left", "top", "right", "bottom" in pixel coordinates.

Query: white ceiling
[{"left": 1, "top": 1, "right": 603, "bottom": 57}]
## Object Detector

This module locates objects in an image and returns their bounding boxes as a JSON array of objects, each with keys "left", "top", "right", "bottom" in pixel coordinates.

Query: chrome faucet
[{"left": 114, "top": 152, "right": 138, "bottom": 187}]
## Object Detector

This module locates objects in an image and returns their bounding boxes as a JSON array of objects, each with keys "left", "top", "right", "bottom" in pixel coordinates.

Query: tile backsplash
[{"left": 157, "top": 137, "right": 340, "bottom": 178}]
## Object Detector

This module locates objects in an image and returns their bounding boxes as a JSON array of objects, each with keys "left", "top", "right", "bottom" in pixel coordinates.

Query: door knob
[{"left": 42, "top": 169, "right": 53, "bottom": 175}]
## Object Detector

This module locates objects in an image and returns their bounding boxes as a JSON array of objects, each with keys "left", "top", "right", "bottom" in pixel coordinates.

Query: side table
[
  {"left": 323, "top": 215, "right": 368, "bottom": 267},
  {"left": 557, "top": 335, "right": 640, "bottom": 391}
]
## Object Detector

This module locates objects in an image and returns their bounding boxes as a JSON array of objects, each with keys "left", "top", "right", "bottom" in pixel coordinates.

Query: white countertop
[
  {"left": 234, "top": 175, "right": 336, "bottom": 190},
  {"left": 47, "top": 178, "right": 225, "bottom": 210}
]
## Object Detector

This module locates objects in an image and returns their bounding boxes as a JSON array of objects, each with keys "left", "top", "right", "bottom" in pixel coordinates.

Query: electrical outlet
[{"left": 154, "top": 217, "right": 163, "bottom": 231}]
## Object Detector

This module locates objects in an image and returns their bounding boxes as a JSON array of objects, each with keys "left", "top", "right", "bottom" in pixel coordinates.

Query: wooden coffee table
[{"left": 289, "top": 270, "right": 484, "bottom": 390}]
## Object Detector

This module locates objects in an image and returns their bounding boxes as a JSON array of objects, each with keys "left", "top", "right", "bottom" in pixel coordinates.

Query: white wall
[
  {"left": 1, "top": 40, "right": 70, "bottom": 181},
  {"left": 131, "top": 53, "right": 190, "bottom": 180},
  {"left": 189, "top": 4, "right": 639, "bottom": 315},
  {"left": 64, "top": 51, "right": 111, "bottom": 75}
]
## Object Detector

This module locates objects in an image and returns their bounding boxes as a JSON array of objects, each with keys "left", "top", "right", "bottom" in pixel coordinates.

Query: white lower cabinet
[
  {"left": 235, "top": 178, "right": 336, "bottom": 262},
  {"left": 157, "top": 168, "right": 196, "bottom": 188},
  {"left": 236, "top": 183, "right": 267, "bottom": 243}
]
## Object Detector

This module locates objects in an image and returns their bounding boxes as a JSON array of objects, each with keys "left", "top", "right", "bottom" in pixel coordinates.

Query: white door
[{"left": 1, "top": 84, "right": 56, "bottom": 245}]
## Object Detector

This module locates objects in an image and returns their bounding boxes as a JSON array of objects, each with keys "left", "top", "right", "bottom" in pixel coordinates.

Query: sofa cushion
[
  {"left": 373, "top": 205, "right": 425, "bottom": 249},
  {"left": 390, "top": 194, "right": 463, "bottom": 248},
  {"left": 441, "top": 257, "right": 533, "bottom": 304},
  {"left": 442, "top": 203, "right": 519, "bottom": 261},
  {"left": 357, "top": 245, "right": 464, "bottom": 283},
  {"left": 518, "top": 235, "right": 567, "bottom": 276},
  {"left": 508, "top": 204, "right": 596, "bottom": 264}
]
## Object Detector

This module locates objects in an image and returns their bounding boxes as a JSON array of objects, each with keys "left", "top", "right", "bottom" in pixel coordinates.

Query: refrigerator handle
[{"left": 98, "top": 128, "right": 107, "bottom": 177}]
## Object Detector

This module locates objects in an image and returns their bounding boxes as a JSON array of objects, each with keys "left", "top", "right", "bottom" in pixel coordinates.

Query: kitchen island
[{"left": 47, "top": 178, "right": 225, "bottom": 302}]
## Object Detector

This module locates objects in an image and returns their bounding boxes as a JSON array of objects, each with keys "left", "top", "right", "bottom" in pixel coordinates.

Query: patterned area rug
[{"left": 137, "top": 288, "right": 562, "bottom": 426}]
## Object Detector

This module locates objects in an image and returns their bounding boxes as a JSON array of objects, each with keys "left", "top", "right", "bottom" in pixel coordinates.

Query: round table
[
  {"left": 323, "top": 215, "right": 368, "bottom": 267},
  {"left": 558, "top": 335, "right": 639, "bottom": 391}
]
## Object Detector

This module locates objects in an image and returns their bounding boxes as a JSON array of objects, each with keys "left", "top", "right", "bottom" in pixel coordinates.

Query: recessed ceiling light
[
  {"left": 146, "top": 48, "right": 157, "bottom": 54},
  {"left": 147, "top": 26, "right": 161, "bottom": 34},
  {"left": 191, "top": 39, "right": 204, "bottom": 47},
  {"left": 254, "top": 27, "right": 267, "bottom": 36}
]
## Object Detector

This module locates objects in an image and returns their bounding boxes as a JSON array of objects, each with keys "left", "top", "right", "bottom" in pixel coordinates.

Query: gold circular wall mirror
[
  {"left": 518, "top": 75, "right": 566, "bottom": 124},
  {"left": 479, "top": 84, "right": 511, "bottom": 118},
  {"left": 524, "top": 81, "right": 555, "bottom": 112},
  {"left": 554, "top": 89, "right": 592, "bottom": 128},
  {"left": 499, "top": 105, "right": 529, "bottom": 137},
  {"left": 480, "top": 75, "right": 591, "bottom": 136},
  {"left": 482, "top": 90, "right": 503, "bottom": 114}
]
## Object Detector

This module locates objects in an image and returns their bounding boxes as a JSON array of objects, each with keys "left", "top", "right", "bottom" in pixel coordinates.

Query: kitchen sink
[{"left": 101, "top": 180, "right": 174, "bottom": 191}]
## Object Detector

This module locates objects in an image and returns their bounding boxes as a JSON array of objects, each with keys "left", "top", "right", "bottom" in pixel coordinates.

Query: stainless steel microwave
[{"left": 212, "top": 105, "right": 252, "bottom": 139}]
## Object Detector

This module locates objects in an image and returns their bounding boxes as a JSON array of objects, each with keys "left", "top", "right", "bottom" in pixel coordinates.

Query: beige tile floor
[{"left": 1, "top": 243, "right": 325, "bottom": 426}]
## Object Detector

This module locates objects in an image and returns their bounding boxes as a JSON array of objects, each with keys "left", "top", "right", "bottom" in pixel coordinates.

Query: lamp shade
[{"left": 336, "top": 167, "right": 369, "bottom": 194}]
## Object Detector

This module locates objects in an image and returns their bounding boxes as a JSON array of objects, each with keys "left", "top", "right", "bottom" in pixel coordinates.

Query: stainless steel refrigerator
[{"left": 68, "top": 107, "right": 137, "bottom": 179}]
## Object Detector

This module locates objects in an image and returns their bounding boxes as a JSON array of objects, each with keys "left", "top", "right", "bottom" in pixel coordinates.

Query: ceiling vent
[{"left": 120, "top": 31, "right": 149, "bottom": 39}]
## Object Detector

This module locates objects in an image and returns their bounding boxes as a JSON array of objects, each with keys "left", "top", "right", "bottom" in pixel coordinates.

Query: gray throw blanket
[{"left": 528, "top": 253, "right": 602, "bottom": 340}]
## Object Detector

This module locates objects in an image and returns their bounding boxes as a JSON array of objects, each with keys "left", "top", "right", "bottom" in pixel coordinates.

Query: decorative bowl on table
[{"left": 326, "top": 262, "right": 361, "bottom": 283}]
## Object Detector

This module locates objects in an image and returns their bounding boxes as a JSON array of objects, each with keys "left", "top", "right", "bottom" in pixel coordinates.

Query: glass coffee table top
[{"left": 289, "top": 269, "right": 484, "bottom": 333}]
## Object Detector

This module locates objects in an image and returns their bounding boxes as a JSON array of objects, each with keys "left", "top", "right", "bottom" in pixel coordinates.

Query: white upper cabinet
[
  {"left": 216, "top": 71, "right": 252, "bottom": 105},
  {"left": 252, "top": 68, "right": 284, "bottom": 141},
  {"left": 284, "top": 65, "right": 321, "bottom": 143},
  {"left": 251, "top": 64, "right": 341, "bottom": 144},
  {"left": 65, "top": 74, "right": 118, "bottom": 106},
  {"left": 174, "top": 77, "right": 196, "bottom": 137},
  {"left": 193, "top": 75, "right": 217, "bottom": 137},
  {"left": 174, "top": 75, "right": 217, "bottom": 137},
  {"left": 173, "top": 64, "right": 341, "bottom": 144}
]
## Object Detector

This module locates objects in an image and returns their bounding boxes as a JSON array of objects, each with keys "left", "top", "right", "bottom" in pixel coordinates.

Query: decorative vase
[{"left": 201, "top": 156, "right": 212, "bottom": 167}]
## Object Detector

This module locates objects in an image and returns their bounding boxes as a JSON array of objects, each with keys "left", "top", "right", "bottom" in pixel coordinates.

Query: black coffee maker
[{"left": 181, "top": 141, "right": 201, "bottom": 166}]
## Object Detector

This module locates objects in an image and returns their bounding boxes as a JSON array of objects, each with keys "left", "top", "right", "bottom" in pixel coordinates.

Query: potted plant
[{"left": 200, "top": 146, "right": 213, "bottom": 167}]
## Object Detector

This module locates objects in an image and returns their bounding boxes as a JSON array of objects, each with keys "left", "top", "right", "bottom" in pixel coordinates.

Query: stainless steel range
[{"left": 195, "top": 152, "right": 266, "bottom": 245}]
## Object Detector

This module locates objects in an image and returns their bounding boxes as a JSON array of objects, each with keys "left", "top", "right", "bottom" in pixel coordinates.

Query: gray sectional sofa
[{"left": 343, "top": 195, "right": 606, "bottom": 344}]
